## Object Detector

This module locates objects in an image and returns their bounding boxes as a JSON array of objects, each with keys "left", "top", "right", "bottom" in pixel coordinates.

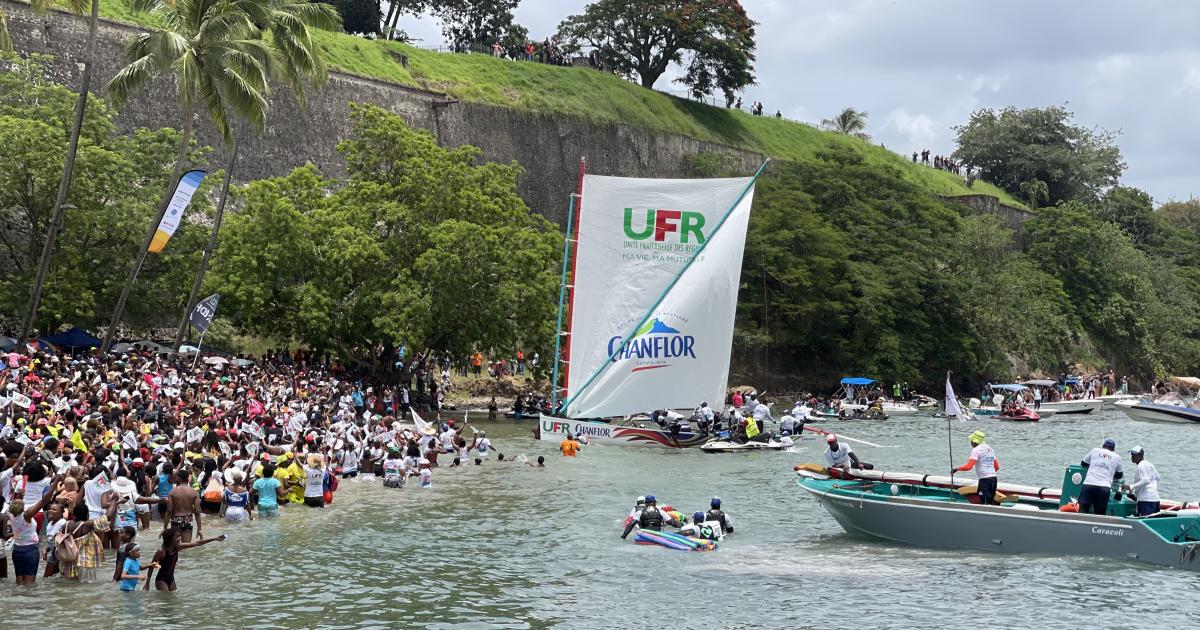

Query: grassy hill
[{"left": 96, "top": 0, "right": 1022, "bottom": 206}]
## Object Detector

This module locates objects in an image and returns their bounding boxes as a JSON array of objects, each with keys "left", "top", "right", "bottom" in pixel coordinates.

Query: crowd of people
[
  {"left": 489, "top": 37, "right": 580, "bottom": 68},
  {"left": 0, "top": 342, "right": 542, "bottom": 590},
  {"left": 911, "top": 149, "right": 967, "bottom": 175}
]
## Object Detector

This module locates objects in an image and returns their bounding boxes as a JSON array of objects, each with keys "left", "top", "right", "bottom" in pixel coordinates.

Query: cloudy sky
[{"left": 399, "top": 0, "right": 1199, "bottom": 202}]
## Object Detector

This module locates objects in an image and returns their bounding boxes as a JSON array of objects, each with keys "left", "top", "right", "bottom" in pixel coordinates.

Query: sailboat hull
[{"left": 537, "top": 413, "right": 708, "bottom": 448}]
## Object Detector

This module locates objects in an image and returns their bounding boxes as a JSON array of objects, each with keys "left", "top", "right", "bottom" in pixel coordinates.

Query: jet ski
[
  {"left": 996, "top": 405, "right": 1040, "bottom": 422},
  {"left": 700, "top": 435, "right": 794, "bottom": 453}
]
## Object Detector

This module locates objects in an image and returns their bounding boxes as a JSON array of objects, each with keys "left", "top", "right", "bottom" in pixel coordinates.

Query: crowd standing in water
[{"left": 0, "top": 344, "right": 526, "bottom": 591}]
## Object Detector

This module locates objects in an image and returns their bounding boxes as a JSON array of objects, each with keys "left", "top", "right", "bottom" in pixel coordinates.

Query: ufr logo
[{"left": 623, "top": 208, "right": 706, "bottom": 244}]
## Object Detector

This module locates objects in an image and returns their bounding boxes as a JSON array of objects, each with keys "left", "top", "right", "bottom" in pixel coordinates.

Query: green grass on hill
[{"left": 94, "top": 0, "right": 1022, "bottom": 207}]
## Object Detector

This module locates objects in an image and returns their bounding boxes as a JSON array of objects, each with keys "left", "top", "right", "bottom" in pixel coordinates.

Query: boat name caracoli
[{"left": 1091, "top": 526, "right": 1126, "bottom": 537}]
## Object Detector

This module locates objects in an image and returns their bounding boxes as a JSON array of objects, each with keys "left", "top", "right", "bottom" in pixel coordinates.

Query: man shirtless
[{"left": 164, "top": 469, "right": 202, "bottom": 542}]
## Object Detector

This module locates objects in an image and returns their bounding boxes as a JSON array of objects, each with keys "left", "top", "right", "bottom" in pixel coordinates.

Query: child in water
[{"left": 117, "top": 543, "right": 158, "bottom": 591}]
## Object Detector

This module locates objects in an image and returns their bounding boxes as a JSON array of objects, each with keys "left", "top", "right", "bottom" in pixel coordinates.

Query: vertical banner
[
  {"left": 565, "top": 175, "right": 755, "bottom": 419},
  {"left": 149, "top": 170, "right": 207, "bottom": 253},
  {"left": 188, "top": 293, "right": 220, "bottom": 333}
]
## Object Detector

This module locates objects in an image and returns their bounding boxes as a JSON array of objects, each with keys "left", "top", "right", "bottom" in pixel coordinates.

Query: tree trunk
[
  {"left": 102, "top": 105, "right": 194, "bottom": 352},
  {"left": 19, "top": 0, "right": 100, "bottom": 341},
  {"left": 381, "top": 0, "right": 397, "bottom": 38},
  {"left": 387, "top": 1, "right": 403, "bottom": 39},
  {"left": 173, "top": 138, "right": 238, "bottom": 350}
]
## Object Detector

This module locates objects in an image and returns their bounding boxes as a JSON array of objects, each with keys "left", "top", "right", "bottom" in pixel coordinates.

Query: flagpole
[
  {"left": 191, "top": 327, "right": 208, "bottom": 371},
  {"left": 947, "top": 371, "right": 956, "bottom": 496}
]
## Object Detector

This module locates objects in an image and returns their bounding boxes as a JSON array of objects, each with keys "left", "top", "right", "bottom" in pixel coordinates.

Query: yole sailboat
[{"left": 538, "top": 160, "right": 765, "bottom": 448}]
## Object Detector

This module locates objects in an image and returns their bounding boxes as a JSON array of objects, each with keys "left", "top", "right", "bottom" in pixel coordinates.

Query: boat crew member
[
  {"left": 953, "top": 431, "right": 1000, "bottom": 505},
  {"left": 680, "top": 512, "right": 720, "bottom": 541},
  {"left": 823, "top": 434, "right": 865, "bottom": 470},
  {"left": 1032, "top": 386, "right": 1042, "bottom": 410},
  {"left": 779, "top": 414, "right": 800, "bottom": 437},
  {"left": 705, "top": 497, "right": 734, "bottom": 534},
  {"left": 559, "top": 433, "right": 580, "bottom": 457},
  {"left": 1079, "top": 438, "right": 1124, "bottom": 515},
  {"left": 1123, "top": 446, "right": 1160, "bottom": 516},
  {"left": 698, "top": 402, "right": 715, "bottom": 433},
  {"left": 627, "top": 496, "right": 646, "bottom": 522},
  {"left": 621, "top": 495, "right": 680, "bottom": 538},
  {"left": 751, "top": 399, "right": 773, "bottom": 434}
]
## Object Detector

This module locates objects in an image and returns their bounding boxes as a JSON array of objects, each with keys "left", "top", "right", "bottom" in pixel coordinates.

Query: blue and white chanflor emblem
[{"left": 607, "top": 318, "right": 696, "bottom": 372}]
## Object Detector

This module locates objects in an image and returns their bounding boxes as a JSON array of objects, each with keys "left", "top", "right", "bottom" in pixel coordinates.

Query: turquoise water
[{"left": 3, "top": 409, "right": 1199, "bottom": 628}]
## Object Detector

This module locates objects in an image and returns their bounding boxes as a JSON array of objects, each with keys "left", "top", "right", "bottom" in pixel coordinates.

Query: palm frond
[
  {"left": 129, "top": 0, "right": 164, "bottom": 14},
  {"left": 105, "top": 54, "right": 157, "bottom": 106},
  {"left": 272, "top": 0, "right": 342, "bottom": 32},
  {"left": 197, "top": 70, "right": 231, "bottom": 141}
]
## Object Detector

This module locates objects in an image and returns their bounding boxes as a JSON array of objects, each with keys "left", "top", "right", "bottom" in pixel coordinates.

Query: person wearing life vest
[
  {"left": 680, "top": 511, "right": 720, "bottom": 541},
  {"left": 621, "top": 495, "right": 680, "bottom": 539},
  {"left": 953, "top": 430, "right": 1000, "bottom": 505},
  {"left": 704, "top": 497, "right": 734, "bottom": 534},
  {"left": 1079, "top": 438, "right": 1125, "bottom": 515}
]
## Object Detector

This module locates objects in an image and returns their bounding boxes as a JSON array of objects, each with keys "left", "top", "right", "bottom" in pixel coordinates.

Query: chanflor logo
[
  {"left": 607, "top": 317, "right": 696, "bottom": 372},
  {"left": 623, "top": 208, "right": 706, "bottom": 244}
]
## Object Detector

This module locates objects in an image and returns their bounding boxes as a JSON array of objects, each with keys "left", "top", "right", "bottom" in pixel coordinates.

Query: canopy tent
[
  {"left": 1169, "top": 376, "right": 1200, "bottom": 389},
  {"left": 0, "top": 336, "right": 17, "bottom": 352},
  {"left": 40, "top": 327, "right": 101, "bottom": 349},
  {"left": 109, "top": 342, "right": 135, "bottom": 353},
  {"left": 991, "top": 384, "right": 1028, "bottom": 392},
  {"left": 1020, "top": 379, "right": 1057, "bottom": 387},
  {"left": 840, "top": 377, "right": 878, "bottom": 386},
  {"left": 231, "top": 358, "right": 255, "bottom": 367}
]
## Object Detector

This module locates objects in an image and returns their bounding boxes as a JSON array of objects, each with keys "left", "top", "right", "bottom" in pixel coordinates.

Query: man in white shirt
[
  {"left": 823, "top": 434, "right": 863, "bottom": 470},
  {"left": 1123, "top": 446, "right": 1160, "bottom": 516},
  {"left": 1079, "top": 438, "right": 1124, "bottom": 515}
]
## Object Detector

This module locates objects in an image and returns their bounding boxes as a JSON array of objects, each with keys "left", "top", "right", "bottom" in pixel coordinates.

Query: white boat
[
  {"left": 1098, "top": 394, "right": 1142, "bottom": 409},
  {"left": 1018, "top": 379, "right": 1102, "bottom": 414},
  {"left": 1036, "top": 398, "right": 1103, "bottom": 415},
  {"left": 842, "top": 401, "right": 921, "bottom": 416},
  {"left": 1116, "top": 398, "right": 1200, "bottom": 425},
  {"left": 700, "top": 436, "right": 793, "bottom": 453},
  {"left": 540, "top": 168, "right": 763, "bottom": 448}
]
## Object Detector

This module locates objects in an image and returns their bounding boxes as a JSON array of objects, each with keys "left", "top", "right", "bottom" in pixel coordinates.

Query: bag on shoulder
[{"left": 55, "top": 524, "right": 81, "bottom": 564}]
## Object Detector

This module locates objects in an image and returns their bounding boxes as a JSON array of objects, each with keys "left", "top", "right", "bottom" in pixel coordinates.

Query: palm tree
[
  {"left": 169, "top": 0, "right": 341, "bottom": 350},
  {"left": 1019, "top": 178, "right": 1049, "bottom": 211},
  {"left": 821, "top": 107, "right": 870, "bottom": 140},
  {"left": 20, "top": 0, "right": 103, "bottom": 342},
  {"left": 101, "top": 0, "right": 280, "bottom": 352},
  {"left": 0, "top": 10, "right": 12, "bottom": 52}
]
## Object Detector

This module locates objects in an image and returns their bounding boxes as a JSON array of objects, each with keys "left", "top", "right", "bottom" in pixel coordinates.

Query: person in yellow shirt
[
  {"left": 276, "top": 453, "right": 305, "bottom": 504},
  {"left": 559, "top": 434, "right": 579, "bottom": 457}
]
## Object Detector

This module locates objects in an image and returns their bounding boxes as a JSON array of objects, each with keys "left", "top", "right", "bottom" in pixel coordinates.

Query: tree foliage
[
  {"left": 952, "top": 105, "right": 1125, "bottom": 206},
  {"left": 210, "top": 104, "right": 561, "bottom": 364},
  {"left": 0, "top": 54, "right": 211, "bottom": 334},
  {"left": 557, "top": 0, "right": 756, "bottom": 101},
  {"left": 431, "top": 0, "right": 520, "bottom": 48},
  {"left": 821, "top": 107, "right": 869, "bottom": 140}
]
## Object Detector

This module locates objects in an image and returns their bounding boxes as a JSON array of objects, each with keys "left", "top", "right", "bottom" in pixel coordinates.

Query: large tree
[
  {"left": 431, "top": 0, "right": 519, "bottom": 48},
  {"left": 327, "top": 0, "right": 379, "bottom": 35},
  {"left": 952, "top": 105, "right": 1125, "bottom": 206},
  {"left": 0, "top": 54, "right": 207, "bottom": 333},
  {"left": 209, "top": 104, "right": 561, "bottom": 365},
  {"left": 557, "top": 0, "right": 756, "bottom": 100}
]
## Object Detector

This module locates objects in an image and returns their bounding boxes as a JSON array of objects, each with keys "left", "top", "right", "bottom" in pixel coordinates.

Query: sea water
[{"left": 4, "top": 410, "right": 1198, "bottom": 628}]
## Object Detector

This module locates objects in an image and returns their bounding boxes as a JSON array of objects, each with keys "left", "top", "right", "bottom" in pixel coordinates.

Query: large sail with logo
[{"left": 564, "top": 174, "right": 756, "bottom": 419}]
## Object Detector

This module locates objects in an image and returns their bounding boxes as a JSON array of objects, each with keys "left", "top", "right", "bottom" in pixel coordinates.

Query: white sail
[
  {"left": 565, "top": 175, "right": 755, "bottom": 419},
  {"left": 945, "top": 376, "right": 970, "bottom": 422}
]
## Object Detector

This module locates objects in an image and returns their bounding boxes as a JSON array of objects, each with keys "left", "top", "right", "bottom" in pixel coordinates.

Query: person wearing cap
[
  {"left": 559, "top": 432, "right": 580, "bottom": 457},
  {"left": 1079, "top": 438, "right": 1125, "bottom": 515},
  {"left": 1122, "top": 446, "right": 1160, "bottom": 516},
  {"left": 621, "top": 495, "right": 680, "bottom": 539},
  {"left": 680, "top": 511, "right": 720, "bottom": 541},
  {"left": 953, "top": 431, "right": 1000, "bottom": 505},
  {"left": 823, "top": 434, "right": 864, "bottom": 471},
  {"left": 418, "top": 458, "right": 432, "bottom": 488},
  {"left": 705, "top": 497, "right": 734, "bottom": 534}
]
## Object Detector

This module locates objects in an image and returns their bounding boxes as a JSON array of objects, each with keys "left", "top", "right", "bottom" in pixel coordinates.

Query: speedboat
[
  {"left": 1098, "top": 394, "right": 1142, "bottom": 409},
  {"left": 1115, "top": 399, "right": 1200, "bottom": 424},
  {"left": 1018, "top": 379, "right": 1102, "bottom": 414},
  {"left": 700, "top": 435, "right": 793, "bottom": 453},
  {"left": 796, "top": 465, "right": 1200, "bottom": 572},
  {"left": 1037, "top": 399, "right": 1103, "bottom": 415}
]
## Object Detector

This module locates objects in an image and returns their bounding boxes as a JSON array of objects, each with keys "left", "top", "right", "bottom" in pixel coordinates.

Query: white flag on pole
[{"left": 945, "top": 376, "right": 967, "bottom": 422}]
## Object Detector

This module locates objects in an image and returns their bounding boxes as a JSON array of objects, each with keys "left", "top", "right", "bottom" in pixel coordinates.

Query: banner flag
[
  {"left": 189, "top": 293, "right": 220, "bottom": 333},
  {"left": 149, "top": 170, "right": 206, "bottom": 253}
]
